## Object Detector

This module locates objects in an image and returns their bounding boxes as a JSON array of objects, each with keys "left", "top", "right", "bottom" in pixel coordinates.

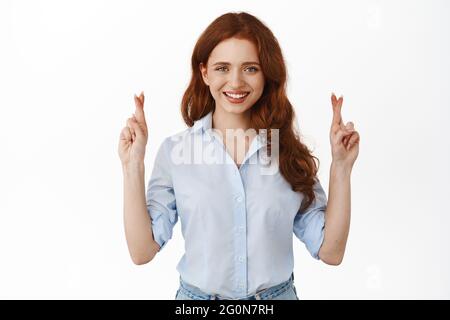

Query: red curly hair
[{"left": 181, "top": 12, "right": 320, "bottom": 212}]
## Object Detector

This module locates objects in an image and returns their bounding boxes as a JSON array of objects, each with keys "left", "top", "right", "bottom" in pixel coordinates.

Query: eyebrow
[{"left": 211, "top": 61, "right": 260, "bottom": 66}]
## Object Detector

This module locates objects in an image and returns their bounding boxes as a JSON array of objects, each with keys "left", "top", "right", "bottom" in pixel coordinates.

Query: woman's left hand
[{"left": 329, "top": 93, "right": 360, "bottom": 168}]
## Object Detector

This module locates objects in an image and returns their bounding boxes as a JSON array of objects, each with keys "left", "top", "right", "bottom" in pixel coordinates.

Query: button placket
[
  {"left": 236, "top": 226, "right": 245, "bottom": 234},
  {"left": 230, "top": 162, "right": 247, "bottom": 295}
]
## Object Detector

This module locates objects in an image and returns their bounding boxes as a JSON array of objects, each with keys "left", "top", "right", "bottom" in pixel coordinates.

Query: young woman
[{"left": 118, "top": 12, "right": 360, "bottom": 300}]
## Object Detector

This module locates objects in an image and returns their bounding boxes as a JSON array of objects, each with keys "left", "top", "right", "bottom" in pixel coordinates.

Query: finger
[
  {"left": 343, "top": 121, "right": 355, "bottom": 141},
  {"left": 134, "top": 93, "right": 147, "bottom": 128},
  {"left": 134, "top": 94, "right": 144, "bottom": 110},
  {"left": 132, "top": 113, "right": 147, "bottom": 137},
  {"left": 341, "top": 121, "right": 353, "bottom": 136},
  {"left": 343, "top": 134, "right": 351, "bottom": 147},
  {"left": 129, "top": 117, "right": 144, "bottom": 141},
  {"left": 343, "top": 132, "right": 354, "bottom": 148},
  {"left": 133, "top": 96, "right": 147, "bottom": 134},
  {"left": 331, "top": 92, "right": 337, "bottom": 107},
  {"left": 347, "top": 131, "right": 360, "bottom": 149},
  {"left": 126, "top": 118, "right": 136, "bottom": 141},
  {"left": 336, "top": 95, "right": 343, "bottom": 119},
  {"left": 345, "top": 121, "right": 354, "bottom": 131},
  {"left": 332, "top": 94, "right": 343, "bottom": 125},
  {"left": 139, "top": 91, "right": 145, "bottom": 105},
  {"left": 120, "top": 127, "right": 132, "bottom": 141},
  {"left": 335, "top": 128, "right": 354, "bottom": 144}
]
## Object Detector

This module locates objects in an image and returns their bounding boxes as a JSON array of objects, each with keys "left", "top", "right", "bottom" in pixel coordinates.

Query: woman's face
[{"left": 200, "top": 37, "right": 265, "bottom": 116}]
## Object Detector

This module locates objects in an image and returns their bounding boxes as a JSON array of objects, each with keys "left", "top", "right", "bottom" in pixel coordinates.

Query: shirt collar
[
  {"left": 192, "top": 110, "right": 265, "bottom": 148},
  {"left": 192, "top": 111, "right": 269, "bottom": 165},
  {"left": 192, "top": 111, "right": 213, "bottom": 134}
]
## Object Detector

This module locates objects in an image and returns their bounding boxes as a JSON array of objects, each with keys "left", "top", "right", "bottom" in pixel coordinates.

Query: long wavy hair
[{"left": 181, "top": 12, "right": 319, "bottom": 212}]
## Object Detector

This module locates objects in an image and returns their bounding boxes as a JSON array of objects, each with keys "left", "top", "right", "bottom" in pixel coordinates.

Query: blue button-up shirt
[{"left": 146, "top": 111, "right": 327, "bottom": 299}]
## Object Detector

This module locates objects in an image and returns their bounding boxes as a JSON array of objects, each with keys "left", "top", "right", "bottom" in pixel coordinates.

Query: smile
[{"left": 223, "top": 91, "right": 250, "bottom": 104}]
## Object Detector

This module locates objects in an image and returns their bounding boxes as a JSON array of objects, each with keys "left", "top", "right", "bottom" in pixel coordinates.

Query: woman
[{"left": 118, "top": 12, "right": 360, "bottom": 300}]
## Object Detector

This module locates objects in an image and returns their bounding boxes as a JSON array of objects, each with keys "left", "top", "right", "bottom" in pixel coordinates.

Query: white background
[{"left": 0, "top": 0, "right": 449, "bottom": 299}]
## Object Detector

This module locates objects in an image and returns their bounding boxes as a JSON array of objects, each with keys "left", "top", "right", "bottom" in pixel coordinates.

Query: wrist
[
  {"left": 122, "top": 161, "right": 145, "bottom": 174},
  {"left": 330, "top": 160, "right": 352, "bottom": 176}
]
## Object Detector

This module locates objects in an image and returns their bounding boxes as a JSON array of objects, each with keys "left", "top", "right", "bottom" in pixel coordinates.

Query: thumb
[
  {"left": 335, "top": 128, "right": 354, "bottom": 145},
  {"left": 128, "top": 117, "right": 144, "bottom": 141}
]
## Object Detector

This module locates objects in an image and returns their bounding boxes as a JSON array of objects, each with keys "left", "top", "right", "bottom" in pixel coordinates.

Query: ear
[{"left": 199, "top": 63, "right": 209, "bottom": 86}]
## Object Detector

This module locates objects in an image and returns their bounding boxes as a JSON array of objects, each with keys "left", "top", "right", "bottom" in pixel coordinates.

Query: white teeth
[{"left": 225, "top": 92, "right": 248, "bottom": 99}]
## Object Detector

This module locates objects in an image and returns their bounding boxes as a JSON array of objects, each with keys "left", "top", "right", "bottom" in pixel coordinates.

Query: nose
[{"left": 228, "top": 69, "right": 245, "bottom": 88}]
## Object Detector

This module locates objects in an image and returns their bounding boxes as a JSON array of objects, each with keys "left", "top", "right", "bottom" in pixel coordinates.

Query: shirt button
[
  {"left": 236, "top": 226, "right": 245, "bottom": 233},
  {"left": 260, "top": 154, "right": 270, "bottom": 165},
  {"left": 238, "top": 283, "right": 245, "bottom": 290},
  {"left": 238, "top": 256, "right": 245, "bottom": 262},
  {"left": 236, "top": 196, "right": 243, "bottom": 202}
]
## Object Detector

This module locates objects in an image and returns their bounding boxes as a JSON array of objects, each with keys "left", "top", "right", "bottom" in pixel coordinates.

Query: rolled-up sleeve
[
  {"left": 293, "top": 178, "right": 327, "bottom": 260},
  {"left": 146, "top": 138, "right": 178, "bottom": 251}
]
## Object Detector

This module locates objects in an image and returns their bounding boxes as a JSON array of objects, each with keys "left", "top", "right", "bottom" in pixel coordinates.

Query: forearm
[
  {"left": 320, "top": 161, "right": 352, "bottom": 265},
  {"left": 123, "top": 162, "right": 159, "bottom": 265}
]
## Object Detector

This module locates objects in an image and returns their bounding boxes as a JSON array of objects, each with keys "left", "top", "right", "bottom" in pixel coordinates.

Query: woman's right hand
[{"left": 118, "top": 92, "right": 148, "bottom": 167}]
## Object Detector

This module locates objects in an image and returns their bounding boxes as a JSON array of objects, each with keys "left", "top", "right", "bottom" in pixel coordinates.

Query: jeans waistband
[{"left": 179, "top": 273, "right": 295, "bottom": 300}]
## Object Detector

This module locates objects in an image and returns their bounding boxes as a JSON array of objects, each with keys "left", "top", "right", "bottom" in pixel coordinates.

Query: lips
[
  {"left": 222, "top": 91, "right": 250, "bottom": 104},
  {"left": 223, "top": 91, "right": 250, "bottom": 98}
]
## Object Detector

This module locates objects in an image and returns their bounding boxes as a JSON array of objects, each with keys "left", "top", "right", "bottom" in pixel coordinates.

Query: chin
[
  {"left": 224, "top": 106, "right": 251, "bottom": 114},
  {"left": 220, "top": 98, "right": 255, "bottom": 115}
]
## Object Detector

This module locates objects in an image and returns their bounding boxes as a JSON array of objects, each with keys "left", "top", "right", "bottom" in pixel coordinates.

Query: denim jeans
[{"left": 175, "top": 273, "right": 299, "bottom": 300}]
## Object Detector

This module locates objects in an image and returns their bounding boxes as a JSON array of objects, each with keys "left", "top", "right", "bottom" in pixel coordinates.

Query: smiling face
[{"left": 200, "top": 37, "right": 265, "bottom": 116}]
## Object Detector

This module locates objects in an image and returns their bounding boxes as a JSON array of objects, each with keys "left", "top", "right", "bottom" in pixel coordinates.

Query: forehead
[{"left": 208, "top": 37, "right": 259, "bottom": 64}]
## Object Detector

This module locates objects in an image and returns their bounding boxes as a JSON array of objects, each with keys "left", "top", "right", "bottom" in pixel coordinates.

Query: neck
[{"left": 212, "top": 107, "right": 251, "bottom": 134}]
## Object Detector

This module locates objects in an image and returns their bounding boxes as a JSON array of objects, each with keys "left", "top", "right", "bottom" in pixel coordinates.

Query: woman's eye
[
  {"left": 215, "top": 66, "right": 258, "bottom": 72},
  {"left": 245, "top": 66, "right": 259, "bottom": 72}
]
